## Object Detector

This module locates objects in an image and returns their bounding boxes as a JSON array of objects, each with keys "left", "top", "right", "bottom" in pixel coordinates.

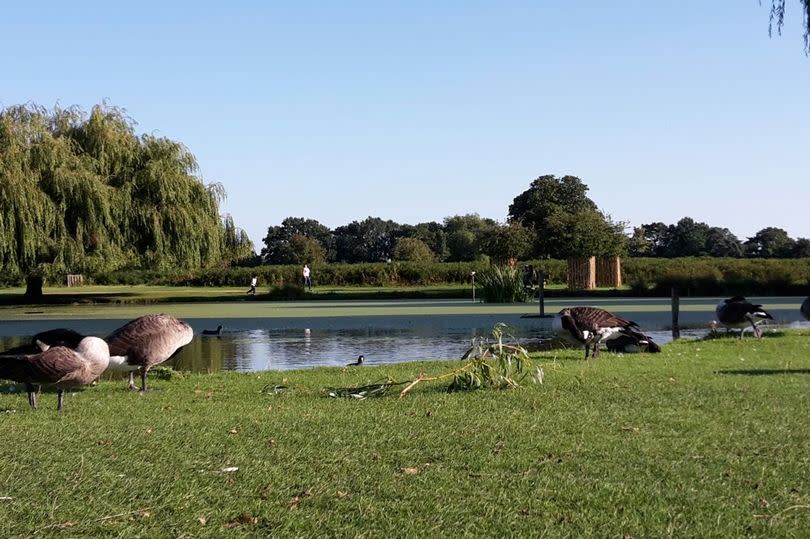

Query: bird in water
[
  {"left": 105, "top": 314, "right": 193, "bottom": 391},
  {"left": 801, "top": 296, "right": 810, "bottom": 322},
  {"left": 0, "top": 328, "right": 86, "bottom": 409},
  {"left": 347, "top": 355, "right": 365, "bottom": 366},
  {"left": 202, "top": 325, "right": 223, "bottom": 336},
  {"left": 552, "top": 306, "right": 660, "bottom": 359},
  {"left": 0, "top": 336, "right": 110, "bottom": 412},
  {"left": 713, "top": 296, "right": 773, "bottom": 339}
]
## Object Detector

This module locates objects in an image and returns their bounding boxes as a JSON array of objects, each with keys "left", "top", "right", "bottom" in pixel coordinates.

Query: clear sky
[{"left": 3, "top": 1, "right": 809, "bottom": 247}]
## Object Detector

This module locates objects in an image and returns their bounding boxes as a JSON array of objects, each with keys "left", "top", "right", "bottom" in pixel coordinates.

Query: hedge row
[
  {"left": 622, "top": 257, "right": 810, "bottom": 295},
  {"left": 55, "top": 257, "right": 810, "bottom": 296}
]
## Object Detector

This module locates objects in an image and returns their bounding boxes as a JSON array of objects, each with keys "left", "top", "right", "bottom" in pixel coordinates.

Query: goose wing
[
  {"left": 569, "top": 307, "right": 636, "bottom": 331},
  {"left": 0, "top": 347, "right": 83, "bottom": 385},
  {"left": 106, "top": 314, "right": 193, "bottom": 366}
]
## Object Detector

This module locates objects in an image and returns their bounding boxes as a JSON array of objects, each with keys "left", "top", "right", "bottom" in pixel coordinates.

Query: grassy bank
[{"left": 2, "top": 332, "right": 810, "bottom": 536}]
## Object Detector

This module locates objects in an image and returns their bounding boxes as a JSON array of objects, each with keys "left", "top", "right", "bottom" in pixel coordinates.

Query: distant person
[
  {"left": 302, "top": 264, "right": 312, "bottom": 291},
  {"left": 523, "top": 265, "right": 534, "bottom": 288},
  {"left": 247, "top": 275, "right": 258, "bottom": 296}
]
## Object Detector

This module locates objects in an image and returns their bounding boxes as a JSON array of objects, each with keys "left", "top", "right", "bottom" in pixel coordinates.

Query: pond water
[{"left": 1, "top": 302, "right": 808, "bottom": 372}]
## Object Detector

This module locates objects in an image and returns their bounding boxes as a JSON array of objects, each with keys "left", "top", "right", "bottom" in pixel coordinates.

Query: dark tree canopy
[
  {"left": 261, "top": 217, "right": 334, "bottom": 264},
  {"left": 744, "top": 227, "right": 796, "bottom": 258},
  {"left": 443, "top": 214, "right": 498, "bottom": 262},
  {"left": 508, "top": 175, "right": 624, "bottom": 258},
  {"left": 333, "top": 217, "right": 400, "bottom": 263},
  {"left": 476, "top": 223, "right": 535, "bottom": 263}
]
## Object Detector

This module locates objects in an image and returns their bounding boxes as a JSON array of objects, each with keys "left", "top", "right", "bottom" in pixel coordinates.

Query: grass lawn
[{"left": 2, "top": 332, "right": 809, "bottom": 536}]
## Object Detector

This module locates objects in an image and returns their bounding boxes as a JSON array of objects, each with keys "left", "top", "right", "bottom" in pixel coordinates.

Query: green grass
[{"left": 2, "top": 332, "right": 810, "bottom": 536}]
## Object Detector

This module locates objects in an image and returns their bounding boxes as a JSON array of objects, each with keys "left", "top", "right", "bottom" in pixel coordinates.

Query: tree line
[
  {"left": 261, "top": 175, "right": 809, "bottom": 265},
  {"left": 259, "top": 175, "right": 627, "bottom": 265},
  {"left": 0, "top": 103, "right": 253, "bottom": 296}
]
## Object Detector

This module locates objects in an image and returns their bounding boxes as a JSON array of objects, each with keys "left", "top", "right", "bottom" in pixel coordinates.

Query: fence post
[
  {"left": 671, "top": 286, "right": 680, "bottom": 340},
  {"left": 538, "top": 271, "right": 546, "bottom": 317}
]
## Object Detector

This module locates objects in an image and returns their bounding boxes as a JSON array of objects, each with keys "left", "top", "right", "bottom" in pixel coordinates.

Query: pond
[{"left": 1, "top": 298, "right": 807, "bottom": 372}]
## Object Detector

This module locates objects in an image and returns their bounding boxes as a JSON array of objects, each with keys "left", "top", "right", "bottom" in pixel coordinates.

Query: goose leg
[
  {"left": 140, "top": 368, "right": 148, "bottom": 392},
  {"left": 590, "top": 335, "right": 603, "bottom": 358},
  {"left": 26, "top": 383, "right": 37, "bottom": 410},
  {"left": 128, "top": 371, "right": 139, "bottom": 391},
  {"left": 57, "top": 388, "right": 64, "bottom": 413}
]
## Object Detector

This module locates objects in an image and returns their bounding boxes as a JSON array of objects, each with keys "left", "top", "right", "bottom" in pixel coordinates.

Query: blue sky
[{"left": 3, "top": 1, "right": 809, "bottom": 247}]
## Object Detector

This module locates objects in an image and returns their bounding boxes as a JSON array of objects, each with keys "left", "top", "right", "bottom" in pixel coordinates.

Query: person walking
[
  {"left": 247, "top": 275, "right": 258, "bottom": 296},
  {"left": 302, "top": 264, "right": 312, "bottom": 291}
]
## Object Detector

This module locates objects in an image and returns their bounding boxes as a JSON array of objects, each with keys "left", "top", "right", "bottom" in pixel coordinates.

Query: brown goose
[
  {"left": 801, "top": 296, "right": 810, "bottom": 321},
  {"left": 714, "top": 296, "right": 773, "bottom": 338},
  {"left": 552, "top": 306, "right": 660, "bottom": 359},
  {"left": 0, "top": 328, "right": 86, "bottom": 409},
  {"left": 105, "top": 314, "right": 193, "bottom": 391},
  {"left": 0, "top": 336, "right": 110, "bottom": 412}
]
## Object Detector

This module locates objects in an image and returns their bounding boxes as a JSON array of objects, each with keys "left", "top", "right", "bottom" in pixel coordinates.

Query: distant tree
[
  {"left": 545, "top": 209, "right": 627, "bottom": 258},
  {"left": 443, "top": 214, "right": 498, "bottom": 261},
  {"left": 508, "top": 175, "right": 602, "bottom": 257},
  {"left": 766, "top": 0, "right": 810, "bottom": 54},
  {"left": 744, "top": 227, "right": 796, "bottom": 257},
  {"left": 663, "top": 218, "right": 711, "bottom": 257},
  {"left": 477, "top": 223, "right": 535, "bottom": 264},
  {"left": 792, "top": 237, "right": 810, "bottom": 257},
  {"left": 629, "top": 222, "right": 670, "bottom": 257},
  {"left": 398, "top": 222, "right": 448, "bottom": 261},
  {"left": 627, "top": 227, "right": 653, "bottom": 257},
  {"left": 392, "top": 237, "right": 435, "bottom": 262},
  {"left": 705, "top": 227, "right": 743, "bottom": 257},
  {"left": 222, "top": 214, "right": 256, "bottom": 265},
  {"left": 287, "top": 234, "right": 327, "bottom": 265},
  {"left": 261, "top": 217, "right": 334, "bottom": 264},
  {"left": 334, "top": 217, "right": 400, "bottom": 262}
]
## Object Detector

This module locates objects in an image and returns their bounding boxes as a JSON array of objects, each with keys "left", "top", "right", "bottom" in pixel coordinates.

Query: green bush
[{"left": 477, "top": 266, "right": 530, "bottom": 303}]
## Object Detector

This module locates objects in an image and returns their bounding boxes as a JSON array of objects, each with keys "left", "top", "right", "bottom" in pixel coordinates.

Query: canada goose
[
  {"left": 552, "top": 306, "right": 659, "bottom": 359},
  {"left": 202, "top": 325, "right": 223, "bottom": 336},
  {"left": 0, "top": 328, "right": 86, "bottom": 409},
  {"left": 0, "top": 336, "right": 110, "bottom": 412},
  {"left": 801, "top": 296, "right": 810, "bottom": 321},
  {"left": 604, "top": 333, "right": 662, "bottom": 354},
  {"left": 714, "top": 296, "right": 773, "bottom": 338},
  {"left": 105, "top": 314, "right": 193, "bottom": 391},
  {"left": 347, "top": 355, "right": 364, "bottom": 366}
]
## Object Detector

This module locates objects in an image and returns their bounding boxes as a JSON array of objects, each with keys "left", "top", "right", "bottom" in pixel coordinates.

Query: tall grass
[{"left": 477, "top": 266, "right": 530, "bottom": 303}]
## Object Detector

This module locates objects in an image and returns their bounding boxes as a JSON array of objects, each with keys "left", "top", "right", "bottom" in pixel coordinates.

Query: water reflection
[
  {"left": 1, "top": 317, "right": 808, "bottom": 373},
  {"left": 167, "top": 326, "right": 499, "bottom": 372}
]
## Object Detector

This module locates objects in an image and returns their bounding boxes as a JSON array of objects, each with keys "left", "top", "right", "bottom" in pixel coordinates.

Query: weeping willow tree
[
  {"left": 0, "top": 102, "right": 252, "bottom": 299},
  {"left": 767, "top": 0, "right": 810, "bottom": 54}
]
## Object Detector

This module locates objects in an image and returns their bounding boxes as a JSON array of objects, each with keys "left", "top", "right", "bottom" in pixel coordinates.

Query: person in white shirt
[
  {"left": 247, "top": 275, "right": 258, "bottom": 296},
  {"left": 302, "top": 264, "right": 312, "bottom": 290}
]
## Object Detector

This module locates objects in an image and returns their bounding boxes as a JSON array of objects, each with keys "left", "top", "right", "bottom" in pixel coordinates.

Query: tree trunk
[{"left": 24, "top": 275, "right": 44, "bottom": 301}]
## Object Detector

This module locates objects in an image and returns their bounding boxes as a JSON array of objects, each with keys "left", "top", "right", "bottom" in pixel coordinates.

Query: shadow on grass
[
  {"left": 700, "top": 330, "right": 790, "bottom": 341},
  {"left": 716, "top": 368, "right": 810, "bottom": 376}
]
